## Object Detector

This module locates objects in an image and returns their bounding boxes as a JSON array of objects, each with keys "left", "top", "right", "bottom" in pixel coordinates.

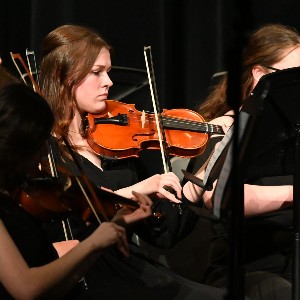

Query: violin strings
[
  {"left": 127, "top": 112, "right": 223, "bottom": 134},
  {"left": 162, "top": 116, "right": 223, "bottom": 134}
]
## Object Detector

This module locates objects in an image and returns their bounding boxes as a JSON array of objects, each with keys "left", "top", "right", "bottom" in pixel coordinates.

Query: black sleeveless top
[
  {"left": 184, "top": 126, "right": 293, "bottom": 284},
  {"left": 42, "top": 136, "right": 199, "bottom": 248}
]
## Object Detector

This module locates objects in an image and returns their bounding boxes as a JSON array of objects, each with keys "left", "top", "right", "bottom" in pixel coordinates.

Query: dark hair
[
  {"left": 0, "top": 84, "right": 54, "bottom": 188},
  {"left": 0, "top": 65, "right": 21, "bottom": 89}
]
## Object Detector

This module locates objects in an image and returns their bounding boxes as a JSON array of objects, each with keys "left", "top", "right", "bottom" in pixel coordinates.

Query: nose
[{"left": 103, "top": 72, "right": 113, "bottom": 88}]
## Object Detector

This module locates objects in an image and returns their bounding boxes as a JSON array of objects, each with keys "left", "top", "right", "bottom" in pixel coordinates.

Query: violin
[
  {"left": 13, "top": 171, "right": 72, "bottom": 221},
  {"left": 13, "top": 163, "right": 145, "bottom": 223},
  {"left": 85, "top": 100, "right": 224, "bottom": 159},
  {"left": 9, "top": 52, "right": 156, "bottom": 224}
]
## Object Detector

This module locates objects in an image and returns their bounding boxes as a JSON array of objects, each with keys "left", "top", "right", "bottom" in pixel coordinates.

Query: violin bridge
[{"left": 141, "top": 110, "right": 146, "bottom": 128}]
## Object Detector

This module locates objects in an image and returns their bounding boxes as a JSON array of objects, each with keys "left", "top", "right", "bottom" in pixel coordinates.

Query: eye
[
  {"left": 90, "top": 66, "right": 111, "bottom": 76},
  {"left": 91, "top": 70, "right": 101, "bottom": 76}
]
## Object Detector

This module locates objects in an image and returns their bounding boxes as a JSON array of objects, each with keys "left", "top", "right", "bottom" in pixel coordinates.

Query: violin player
[
  {"left": 182, "top": 23, "right": 300, "bottom": 299},
  {"left": 38, "top": 24, "right": 229, "bottom": 300},
  {"left": 40, "top": 24, "right": 182, "bottom": 203},
  {"left": 0, "top": 75, "right": 132, "bottom": 299}
]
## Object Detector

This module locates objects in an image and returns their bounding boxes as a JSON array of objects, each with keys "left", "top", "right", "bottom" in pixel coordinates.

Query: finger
[
  {"left": 161, "top": 183, "right": 182, "bottom": 200},
  {"left": 100, "top": 186, "right": 114, "bottom": 193},
  {"left": 117, "top": 231, "right": 129, "bottom": 257},
  {"left": 167, "top": 184, "right": 182, "bottom": 199},
  {"left": 137, "top": 193, "right": 152, "bottom": 205},
  {"left": 117, "top": 207, "right": 133, "bottom": 215},
  {"left": 158, "top": 189, "right": 182, "bottom": 203},
  {"left": 167, "top": 174, "right": 182, "bottom": 192},
  {"left": 127, "top": 211, "right": 150, "bottom": 222},
  {"left": 132, "top": 191, "right": 153, "bottom": 206},
  {"left": 222, "top": 123, "right": 230, "bottom": 133},
  {"left": 164, "top": 172, "right": 181, "bottom": 183},
  {"left": 137, "top": 204, "right": 152, "bottom": 216},
  {"left": 160, "top": 174, "right": 182, "bottom": 199}
]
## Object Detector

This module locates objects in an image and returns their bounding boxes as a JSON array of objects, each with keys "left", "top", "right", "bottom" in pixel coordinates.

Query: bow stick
[{"left": 143, "top": 46, "right": 173, "bottom": 173}]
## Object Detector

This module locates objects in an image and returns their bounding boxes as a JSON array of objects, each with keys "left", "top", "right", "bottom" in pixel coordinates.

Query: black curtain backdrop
[
  {"left": 1, "top": 0, "right": 300, "bottom": 175},
  {"left": 2, "top": 0, "right": 300, "bottom": 110}
]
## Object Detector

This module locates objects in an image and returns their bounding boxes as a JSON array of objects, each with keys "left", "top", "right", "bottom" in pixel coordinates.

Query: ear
[{"left": 252, "top": 65, "right": 267, "bottom": 83}]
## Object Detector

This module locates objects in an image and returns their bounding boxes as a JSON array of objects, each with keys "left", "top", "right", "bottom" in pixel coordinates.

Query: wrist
[{"left": 183, "top": 181, "right": 204, "bottom": 203}]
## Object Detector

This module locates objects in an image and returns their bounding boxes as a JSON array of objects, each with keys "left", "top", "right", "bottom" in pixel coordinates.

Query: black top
[
  {"left": 0, "top": 192, "right": 218, "bottom": 300},
  {"left": 43, "top": 137, "right": 199, "bottom": 248},
  {"left": 37, "top": 139, "right": 227, "bottom": 300},
  {"left": 184, "top": 133, "right": 293, "bottom": 285}
]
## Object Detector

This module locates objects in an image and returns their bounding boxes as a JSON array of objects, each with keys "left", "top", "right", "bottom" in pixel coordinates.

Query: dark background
[
  {"left": 1, "top": 0, "right": 300, "bottom": 282},
  {"left": 2, "top": 0, "right": 300, "bottom": 176},
  {"left": 2, "top": 0, "right": 300, "bottom": 111}
]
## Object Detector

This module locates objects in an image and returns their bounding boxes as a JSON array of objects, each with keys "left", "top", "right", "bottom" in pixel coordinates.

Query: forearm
[
  {"left": 115, "top": 173, "right": 182, "bottom": 203},
  {"left": 28, "top": 234, "right": 101, "bottom": 299},
  {"left": 244, "top": 184, "right": 293, "bottom": 216},
  {"left": 0, "top": 222, "right": 101, "bottom": 299},
  {"left": 115, "top": 175, "right": 160, "bottom": 199},
  {"left": 182, "top": 180, "right": 206, "bottom": 203},
  {"left": 183, "top": 181, "right": 293, "bottom": 217}
]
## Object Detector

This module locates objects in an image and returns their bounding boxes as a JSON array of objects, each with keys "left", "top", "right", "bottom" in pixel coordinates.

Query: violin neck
[{"left": 162, "top": 116, "right": 224, "bottom": 135}]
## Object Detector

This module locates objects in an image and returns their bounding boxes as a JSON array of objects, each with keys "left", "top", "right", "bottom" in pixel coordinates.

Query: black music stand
[{"left": 211, "top": 67, "right": 300, "bottom": 300}]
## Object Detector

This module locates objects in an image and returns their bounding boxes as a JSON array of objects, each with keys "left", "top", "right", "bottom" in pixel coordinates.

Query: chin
[{"left": 92, "top": 101, "right": 107, "bottom": 114}]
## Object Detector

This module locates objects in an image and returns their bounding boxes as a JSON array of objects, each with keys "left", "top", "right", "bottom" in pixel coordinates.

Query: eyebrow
[
  {"left": 92, "top": 64, "right": 105, "bottom": 68},
  {"left": 92, "top": 64, "right": 111, "bottom": 70}
]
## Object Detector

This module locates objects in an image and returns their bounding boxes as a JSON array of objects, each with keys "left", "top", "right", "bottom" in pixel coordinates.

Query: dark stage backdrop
[
  {"left": 1, "top": 0, "right": 300, "bottom": 175},
  {"left": 2, "top": 0, "right": 300, "bottom": 109}
]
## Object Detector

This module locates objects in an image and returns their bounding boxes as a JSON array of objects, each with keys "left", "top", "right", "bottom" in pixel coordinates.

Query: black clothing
[
  {"left": 182, "top": 135, "right": 224, "bottom": 184},
  {"left": 0, "top": 192, "right": 226, "bottom": 300},
  {"left": 39, "top": 138, "right": 226, "bottom": 300},
  {"left": 183, "top": 133, "right": 292, "bottom": 299},
  {"left": 45, "top": 136, "right": 200, "bottom": 247},
  {"left": 44, "top": 139, "right": 199, "bottom": 248}
]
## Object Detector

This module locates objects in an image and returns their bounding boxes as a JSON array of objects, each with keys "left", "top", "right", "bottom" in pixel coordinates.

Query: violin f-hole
[{"left": 132, "top": 132, "right": 155, "bottom": 141}]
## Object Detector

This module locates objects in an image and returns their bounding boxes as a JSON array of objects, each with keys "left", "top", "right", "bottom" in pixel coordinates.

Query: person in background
[{"left": 183, "top": 23, "right": 300, "bottom": 299}]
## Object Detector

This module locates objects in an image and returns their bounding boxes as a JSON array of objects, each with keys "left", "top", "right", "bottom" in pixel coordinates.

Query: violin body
[
  {"left": 13, "top": 175, "right": 73, "bottom": 221},
  {"left": 13, "top": 163, "right": 143, "bottom": 222},
  {"left": 85, "top": 100, "right": 223, "bottom": 159}
]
